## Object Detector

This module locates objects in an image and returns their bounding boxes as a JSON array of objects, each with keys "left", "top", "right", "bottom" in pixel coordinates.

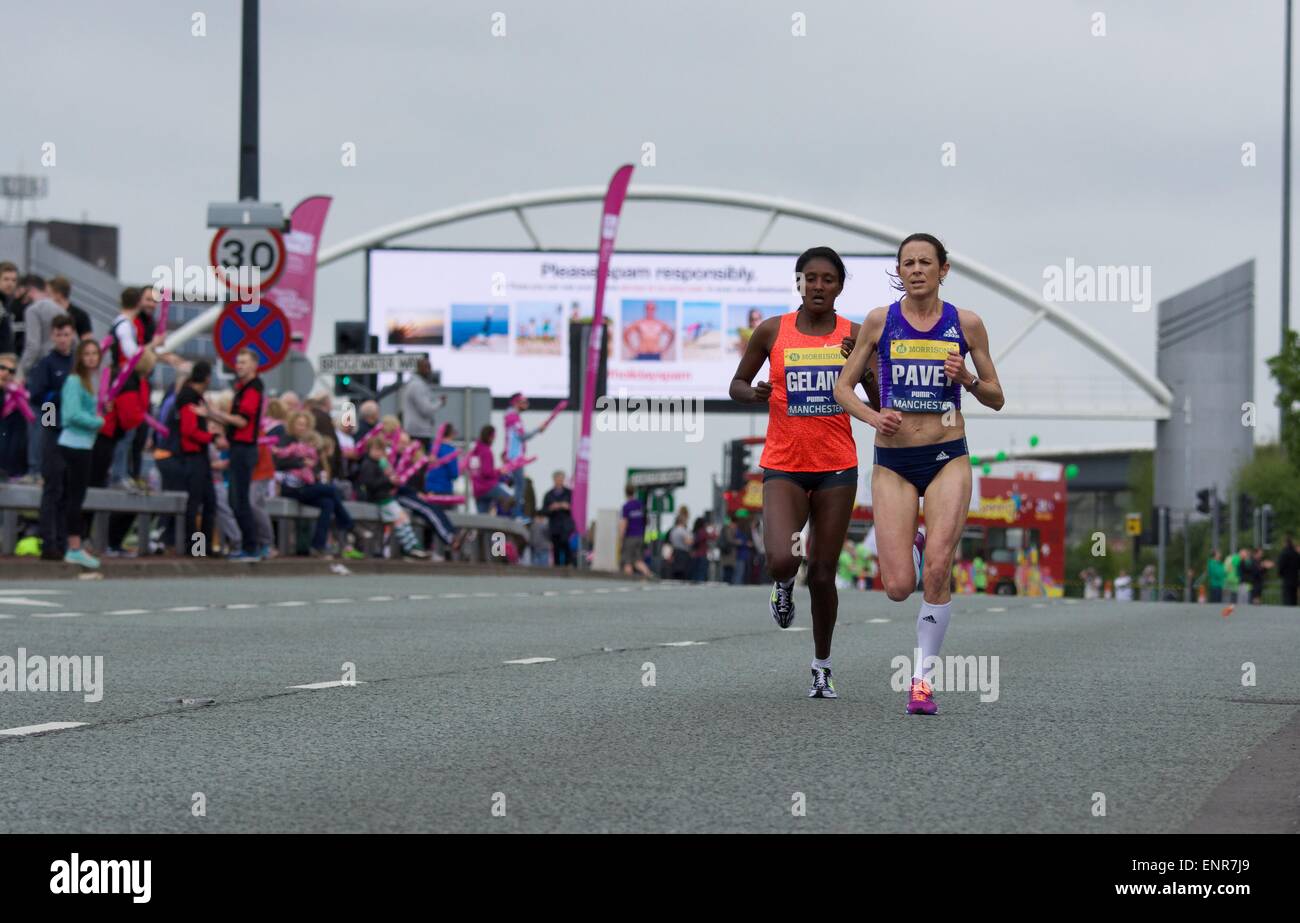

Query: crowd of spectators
[{"left": 0, "top": 271, "right": 585, "bottom": 570}]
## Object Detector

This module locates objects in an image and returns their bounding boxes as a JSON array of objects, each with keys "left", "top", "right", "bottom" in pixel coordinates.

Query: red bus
[{"left": 722, "top": 452, "right": 1067, "bottom": 597}]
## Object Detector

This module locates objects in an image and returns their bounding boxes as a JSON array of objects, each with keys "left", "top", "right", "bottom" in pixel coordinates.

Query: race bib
[
  {"left": 783, "top": 347, "right": 845, "bottom": 417},
  {"left": 887, "top": 338, "right": 958, "bottom": 413}
]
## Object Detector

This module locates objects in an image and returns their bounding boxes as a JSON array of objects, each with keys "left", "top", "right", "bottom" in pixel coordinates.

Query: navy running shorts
[{"left": 873, "top": 436, "right": 969, "bottom": 493}]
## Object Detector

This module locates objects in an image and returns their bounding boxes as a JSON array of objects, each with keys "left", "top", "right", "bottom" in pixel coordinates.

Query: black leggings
[{"left": 60, "top": 445, "right": 93, "bottom": 540}]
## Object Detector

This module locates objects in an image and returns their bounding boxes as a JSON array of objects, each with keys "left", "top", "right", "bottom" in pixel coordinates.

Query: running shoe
[
  {"left": 907, "top": 677, "right": 938, "bottom": 715},
  {"left": 309, "top": 547, "right": 335, "bottom": 561},
  {"left": 808, "top": 667, "right": 839, "bottom": 699},
  {"left": 770, "top": 577, "right": 796, "bottom": 628},
  {"left": 64, "top": 548, "right": 100, "bottom": 569},
  {"left": 227, "top": 551, "right": 261, "bottom": 562}
]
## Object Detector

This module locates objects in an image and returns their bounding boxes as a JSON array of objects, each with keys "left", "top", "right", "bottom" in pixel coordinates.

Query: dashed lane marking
[
  {"left": 287, "top": 680, "right": 367, "bottom": 690},
  {"left": 503, "top": 657, "right": 556, "bottom": 665},
  {"left": 0, "top": 722, "right": 86, "bottom": 736}
]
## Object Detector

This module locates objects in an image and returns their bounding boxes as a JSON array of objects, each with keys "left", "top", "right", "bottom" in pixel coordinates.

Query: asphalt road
[{"left": 0, "top": 572, "right": 1296, "bottom": 833}]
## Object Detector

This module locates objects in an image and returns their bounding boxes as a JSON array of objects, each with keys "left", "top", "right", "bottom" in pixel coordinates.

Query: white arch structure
[{"left": 167, "top": 185, "right": 1172, "bottom": 420}]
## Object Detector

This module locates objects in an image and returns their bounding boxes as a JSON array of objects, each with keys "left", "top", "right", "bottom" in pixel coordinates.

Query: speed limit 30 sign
[{"left": 210, "top": 226, "right": 287, "bottom": 293}]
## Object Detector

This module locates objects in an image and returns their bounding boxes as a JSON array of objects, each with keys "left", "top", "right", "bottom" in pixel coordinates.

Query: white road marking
[
  {"left": 272, "top": 601, "right": 308, "bottom": 607},
  {"left": 658, "top": 641, "right": 708, "bottom": 647},
  {"left": 0, "top": 614, "right": 14, "bottom": 620},
  {"left": 0, "top": 589, "right": 65, "bottom": 595},
  {"left": 567, "top": 590, "right": 586, "bottom": 595},
  {"left": 0, "top": 598, "right": 60, "bottom": 607},
  {"left": 225, "top": 603, "right": 259, "bottom": 610},
  {"left": 0, "top": 722, "right": 86, "bottom": 736},
  {"left": 783, "top": 626, "right": 810, "bottom": 632},
  {"left": 106, "top": 608, "right": 150, "bottom": 615},
  {"left": 503, "top": 657, "right": 556, "bottom": 665},
  {"left": 31, "top": 612, "right": 84, "bottom": 618},
  {"left": 615, "top": 587, "right": 632, "bottom": 592},
  {"left": 165, "top": 606, "right": 207, "bottom": 612},
  {"left": 441, "top": 593, "right": 468, "bottom": 599},
  {"left": 542, "top": 591, "right": 559, "bottom": 597},
  {"left": 592, "top": 588, "right": 611, "bottom": 594},
  {"left": 317, "top": 598, "right": 353, "bottom": 605},
  {"left": 986, "top": 607, "right": 1007, "bottom": 613},
  {"left": 408, "top": 594, "right": 434, "bottom": 600},
  {"left": 867, "top": 618, "right": 891, "bottom": 624},
  {"left": 287, "top": 680, "right": 366, "bottom": 690},
  {"left": 472, "top": 592, "right": 497, "bottom": 598},
  {"left": 367, "top": 595, "right": 395, "bottom": 601}
]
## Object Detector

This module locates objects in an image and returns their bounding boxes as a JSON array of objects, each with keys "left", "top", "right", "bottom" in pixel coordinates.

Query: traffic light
[
  {"left": 333, "top": 321, "right": 377, "bottom": 396},
  {"left": 1195, "top": 488, "right": 1211, "bottom": 515},
  {"left": 1238, "top": 493, "right": 1254, "bottom": 532},
  {"left": 727, "top": 440, "right": 752, "bottom": 491}
]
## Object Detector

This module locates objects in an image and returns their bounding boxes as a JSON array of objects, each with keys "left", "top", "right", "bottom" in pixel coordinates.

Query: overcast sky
[{"left": 3, "top": 0, "right": 1290, "bottom": 459}]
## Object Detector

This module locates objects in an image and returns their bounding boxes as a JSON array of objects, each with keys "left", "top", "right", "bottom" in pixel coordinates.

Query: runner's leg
[
  {"left": 911, "top": 458, "right": 973, "bottom": 681},
  {"left": 762, "top": 477, "right": 810, "bottom": 582},
  {"left": 871, "top": 464, "right": 920, "bottom": 600},
  {"left": 807, "top": 483, "right": 855, "bottom": 660}
]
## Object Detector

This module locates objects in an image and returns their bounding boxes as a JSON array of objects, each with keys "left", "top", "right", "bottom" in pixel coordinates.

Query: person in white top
[{"left": 1114, "top": 570, "right": 1134, "bottom": 601}]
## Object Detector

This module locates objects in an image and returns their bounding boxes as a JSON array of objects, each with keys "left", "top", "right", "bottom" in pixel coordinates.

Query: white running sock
[
  {"left": 913, "top": 598, "right": 952, "bottom": 679},
  {"left": 812, "top": 657, "right": 831, "bottom": 671}
]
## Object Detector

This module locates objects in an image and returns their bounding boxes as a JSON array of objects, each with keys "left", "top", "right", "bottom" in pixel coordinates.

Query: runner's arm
[
  {"left": 834, "top": 309, "right": 888, "bottom": 426},
  {"left": 843, "top": 323, "right": 882, "bottom": 412},
  {"left": 728, "top": 317, "right": 779, "bottom": 403},
  {"left": 950, "top": 310, "right": 1005, "bottom": 411}
]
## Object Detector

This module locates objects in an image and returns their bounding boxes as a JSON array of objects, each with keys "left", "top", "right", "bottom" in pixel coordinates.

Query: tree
[
  {"left": 1236, "top": 444, "right": 1300, "bottom": 549},
  {"left": 1265, "top": 329, "right": 1300, "bottom": 463}
]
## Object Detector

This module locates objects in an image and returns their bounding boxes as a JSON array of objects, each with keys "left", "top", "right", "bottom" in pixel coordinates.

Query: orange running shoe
[{"left": 907, "top": 677, "right": 938, "bottom": 715}]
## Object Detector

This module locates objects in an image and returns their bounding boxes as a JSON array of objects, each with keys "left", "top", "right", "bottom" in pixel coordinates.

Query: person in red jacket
[
  {"left": 205, "top": 348, "right": 264, "bottom": 560},
  {"left": 176, "top": 360, "right": 226, "bottom": 557},
  {"left": 92, "top": 347, "right": 155, "bottom": 555}
]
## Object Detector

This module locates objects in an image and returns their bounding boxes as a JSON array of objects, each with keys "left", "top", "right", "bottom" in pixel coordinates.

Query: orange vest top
[{"left": 758, "top": 311, "right": 858, "bottom": 472}]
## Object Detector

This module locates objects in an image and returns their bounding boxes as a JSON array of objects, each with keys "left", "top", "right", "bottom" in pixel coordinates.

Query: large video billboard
[{"left": 367, "top": 249, "right": 898, "bottom": 400}]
